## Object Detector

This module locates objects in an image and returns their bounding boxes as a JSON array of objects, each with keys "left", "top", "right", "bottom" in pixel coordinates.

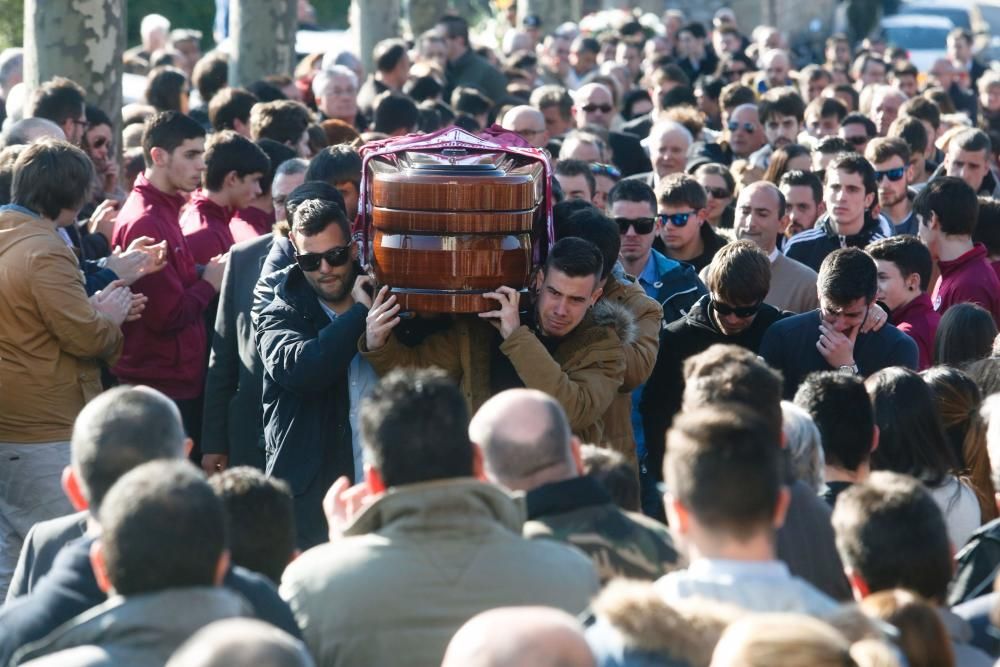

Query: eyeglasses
[
  {"left": 72, "top": 119, "right": 89, "bottom": 129},
  {"left": 874, "top": 166, "right": 906, "bottom": 183},
  {"left": 591, "top": 163, "right": 622, "bottom": 179},
  {"left": 711, "top": 298, "right": 763, "bottom": 317},
  {"left": 658, "top": 211, "right": 696, "bottom": 227},
  {"left": 704, "top": 186, "right": 731, "bottom": 199},
  {"left": 582, "top": 103, "right": 613, "bottom": 114},
  {"left": 727, "top": 121, "right": 757, "bottom": 133},
  {"left": 844, "top": 135, "right": 869, "bottom": 146},
  {"left": 615, "top": 216, "right": 656, "bottom": 234},
  {"left": 294, "top": 245, "right": 352, "bottom": 271}
]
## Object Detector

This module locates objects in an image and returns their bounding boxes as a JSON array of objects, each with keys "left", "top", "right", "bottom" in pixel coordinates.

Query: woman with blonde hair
[{"left": 710, "top": 613, "right": 900, "bottom": 667}]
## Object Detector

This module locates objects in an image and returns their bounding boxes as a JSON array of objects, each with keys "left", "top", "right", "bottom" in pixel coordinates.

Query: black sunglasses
[
  {"left": 727, "top": 121, "right": 756, "bottom": 133},
  {"left": 874, "top": 166, "right": 906, "bottom": 182},
  {"left": 294, "top": 245, "right": 352, "bottom": 271},
  {"left": 615, "top": 217, "right": 656, "bottom": 234},
  {"left": 582, "top": 103, "right": 613, "bottom": 114},
  {"left": 711, "top": 298, "right": 763, "bottom": 317},
  {"left": 845, "top": 135, "right": 869, "bottom": 146},
  {"left": 704, "top": 186, "right": 731, "bottom": 199}
]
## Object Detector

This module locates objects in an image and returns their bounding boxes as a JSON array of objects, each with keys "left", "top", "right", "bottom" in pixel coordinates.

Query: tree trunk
[
  {"left": 517, "top": 0, "right": 581, "bottom": 33},
  {"left": 352, "top": 0, "right": 402, "bottom": 76},
  {"left": 229, "top": 0, "right": 297, "bottom": 87},
  {"left": 407, "top": 0, "right": 451, "bottom": 39},
  {"left": 24, "top": 0, "right": 124, "bottom": 138}
]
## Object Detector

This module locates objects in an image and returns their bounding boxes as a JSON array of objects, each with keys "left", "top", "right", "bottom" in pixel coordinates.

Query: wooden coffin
[{"left": 367, "top": 148, "right": 545, "bottom": 312}]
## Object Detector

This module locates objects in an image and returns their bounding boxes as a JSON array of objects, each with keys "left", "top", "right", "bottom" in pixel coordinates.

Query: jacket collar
[
  {"left": 20, "top": 587, "right": 249, "bottom": 660},
  {"left": 345, "top": 477, "right": 526, "bottom": 537},
  {"left": 187, "top": 189, "right": 234, "bottom": 225},
  {"left": 525, "top": 476, "right": 612, "bottom": 519},
  {"left": 890, "top": 292, "right": 934, "bottom": 326},
  {"left": 273, "top": 264, "right": 330, "bottom": 323},
  {"left": 939, "top": 244, "right": 989, "bottom": 276},
  {"left": 132, "top": 172, "right": 187, "bottom": 217},
  {"left": 817, "top": 212, "right": 882, "bottom": 243}
]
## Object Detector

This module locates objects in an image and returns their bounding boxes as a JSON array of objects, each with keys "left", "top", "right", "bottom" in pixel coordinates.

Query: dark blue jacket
[
  {"left": 640, "top": 251, "right": 707, "bottom": 327},
  {"left": 255, "top": 265, "right": 363, "bottom": 542},
  {"left": 759, "top": 309, "right": 919, "bottom": 398},
  {"left": 0, "top": 535, "right": 300, "bottom": 667}
]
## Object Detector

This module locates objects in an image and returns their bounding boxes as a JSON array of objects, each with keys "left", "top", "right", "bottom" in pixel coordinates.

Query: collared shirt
[
  {"left": 655, "top": 557, "right": 839, "bottom": 616},
  {"left": 637, "top": 253, "right": 660, "bottom": 296},
  {"left": 768, "top": 247, "right": 780, "bottom": 263},
  {"left": 317, "top": 298, "right": 377, "bottom": 483}
]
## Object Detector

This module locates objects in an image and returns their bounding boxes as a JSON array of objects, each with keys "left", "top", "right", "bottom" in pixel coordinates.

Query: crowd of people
[{"left": 4, "top": 3, "right": 1000, "bottom": 666}]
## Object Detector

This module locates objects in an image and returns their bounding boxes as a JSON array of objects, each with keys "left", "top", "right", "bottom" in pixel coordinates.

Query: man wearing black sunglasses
[
  {"left": 838, "top": 113, "right": 875, "bottom": 157},
  {"left": 641, "top": 242, "right": 784, "bottom": 494},
  {"left": 571, "top": 83, "right": 651, "bottom": 177},
  {"left": 256, "top": 199, "right": 375, "bottom": 549}
]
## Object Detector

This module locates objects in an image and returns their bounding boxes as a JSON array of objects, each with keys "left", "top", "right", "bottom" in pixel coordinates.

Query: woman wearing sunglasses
[{"left": 694, "top": 163, "right": 735, "bottom": 228}]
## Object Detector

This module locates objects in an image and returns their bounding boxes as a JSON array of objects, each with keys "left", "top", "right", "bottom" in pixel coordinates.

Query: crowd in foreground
[{"left": 4, "top": 4, "right": 1000, "bottom": 666}]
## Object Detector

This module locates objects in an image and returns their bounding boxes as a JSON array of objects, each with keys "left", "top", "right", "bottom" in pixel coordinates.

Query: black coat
[
  {"left": 608, "top": 130, "right": 653, "bottom": 178},
  {"left": 640, "top": 295, "right": 785, "bottom": 480},
  {"left": 202, "top": 233, "right": 273, "bottom": 468},
  {"left": 256, "top": 265, "right": 363, "bottom": 500}
]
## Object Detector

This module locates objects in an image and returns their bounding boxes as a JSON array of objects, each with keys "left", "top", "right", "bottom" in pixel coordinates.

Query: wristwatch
[{"left": 838, "top": 364, "right": 859, "bottom": 375}]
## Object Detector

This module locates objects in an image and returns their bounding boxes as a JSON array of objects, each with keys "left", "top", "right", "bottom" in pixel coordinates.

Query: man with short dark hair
[
  {"left": 357, "top": 38, "right": 411, "bottom": 119},
  {"left": 937, "top": 128, "right": 1000, "bottom": 198},
  {"left": 26, "top": 76, "right": 87, "bottom": 145},
  {"left": 0, "top": 387, "right": 300, "bottom": 665},
  {"left": 208, "top": 87, "right": 258, "bottom": 136},
  {"left": 749, "top": 87, "right": 806, "bottom": 169},
  {"left": 916, "top": 176, "right": 1000, "bottom": 325},
  {"left": 679, "top": 344, "right": 853, "bottom": 601},
  {"left": 656, "top": 173, "right": 727, "bottom": 273},
  {"left": 675, "top": 22, "right": 717, "bottom": 83},
  {"left": 10, "top": 460, "right": 246, "bottom": 667},
  {"left": 436, "top": 14, "right": 506, "bottom": 104},
  {"left": 111, "top": 111, "right": 228, "bottom": 444},
  {"left": 471, "top": 389, "right": 678, "bottom": 583},
  {"left": 838, "top": 112, "right": 876, "bottom": 155},
  {"left": 280, "top": 369, "right": 599, "bottom": 667},
  {"left": 833, "top": 472, "right": 993, "bottom": 666},
  {"left": 255, "top": 198, "right": 375, "bottom": 548},
  {"left": 794, "top": 372, "right": 877, "bottom": 507},
  {"left": 657, "top": 404, "right": 837, "bottom": 615},
  {"left": 609, "top": 178, "right": 705, "bottom": 325},
  {"left": 208, "top": 467, "right": 297, "bottom": 585},
  {"left": 371, "top": 91, "right": 419, "bottom": 136},
  {"left": 785, "top": 152, "right": 888, "bottom": 272},
  {"left": 867, "top": 235, "right": 939, "bottom": 369},
  {"left": 181, "top": 130, "right": 270, "bottom": 264},
  {"left": 779, "top": 170, "right": 825, "bottom": 237},
  {"left": 760, "top": 248, "right": 918, "bottom": 398},
  {"left": 228, "top": 139, "right": 297, "bottom": 243},
  {"left": 554, "top": 158, "right": 596, "bottom": 203},
  {"left": 363, "top": 237, "right": 627, "bottom": 447},
  {"left": 249, "top": 100, "right": 311, "bottom": 157},
  {"left": 304, "top": 145, "right": 362, "bottom": 220},
  {"left": 200, "top": 157, "right": 308, "bottom": 476},
  {"left": 0, "top": 139, "right": 132, "bottom": 598},
  {"left": 642, "top": 243, "right": 784, "bottom": 484}
]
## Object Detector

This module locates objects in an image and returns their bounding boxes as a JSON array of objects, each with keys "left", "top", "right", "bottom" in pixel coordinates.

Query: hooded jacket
[
  {"left": 783, "top": 212, "right": 888, "bottom": 272},
  {"left": 0, "top": 209, "right": 123, "bottom": 443},
  {"left": 11, "top": 587, "right": 250, "bottom": 667},
  {"left": 639, "top": 295, "right": 785, "bottom": 481},
  {"left": 280, "top": 478, "right": 599, "bottom": 667},
  {"left": 361, "top": 300, "right": 627, "bottom": 447}
]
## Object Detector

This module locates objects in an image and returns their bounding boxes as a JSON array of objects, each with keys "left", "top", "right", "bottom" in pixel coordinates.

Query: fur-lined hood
[
  {"left": 593, "top": 297, "right": 639, "bottom": 347},
  {"left": 585, "top": 580, "right": 744, "bottom": 667}
]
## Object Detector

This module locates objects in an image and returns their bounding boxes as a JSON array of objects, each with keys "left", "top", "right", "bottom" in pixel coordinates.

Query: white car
[{"left": 881, "top": 14, "right": 955, "bottom": 73}]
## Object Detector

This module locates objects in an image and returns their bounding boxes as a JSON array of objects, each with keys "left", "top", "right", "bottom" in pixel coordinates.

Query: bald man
[
  {"left": 441, "top": 607, "right": 594, "bottom": 667},
  {"left": 501, "top": 105, "right": 549, "bottom": 149},
  {"left": 733, "top": 181, "right": 818, "bottom": 313},
  {"left": 167, "top": 618, "right": 313, "bottom": 667},
  {"left": 571, "top": 83, "right": 651, "bottom": 177},
  {"left": 759, "top": 49, "right": 792, "bottom": 91},
  {"left": 645, "top": 121, "right": 693, "bottom": 186},
  {"left": 470, "top": 389, "right": 679, "bottom": 584}
]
